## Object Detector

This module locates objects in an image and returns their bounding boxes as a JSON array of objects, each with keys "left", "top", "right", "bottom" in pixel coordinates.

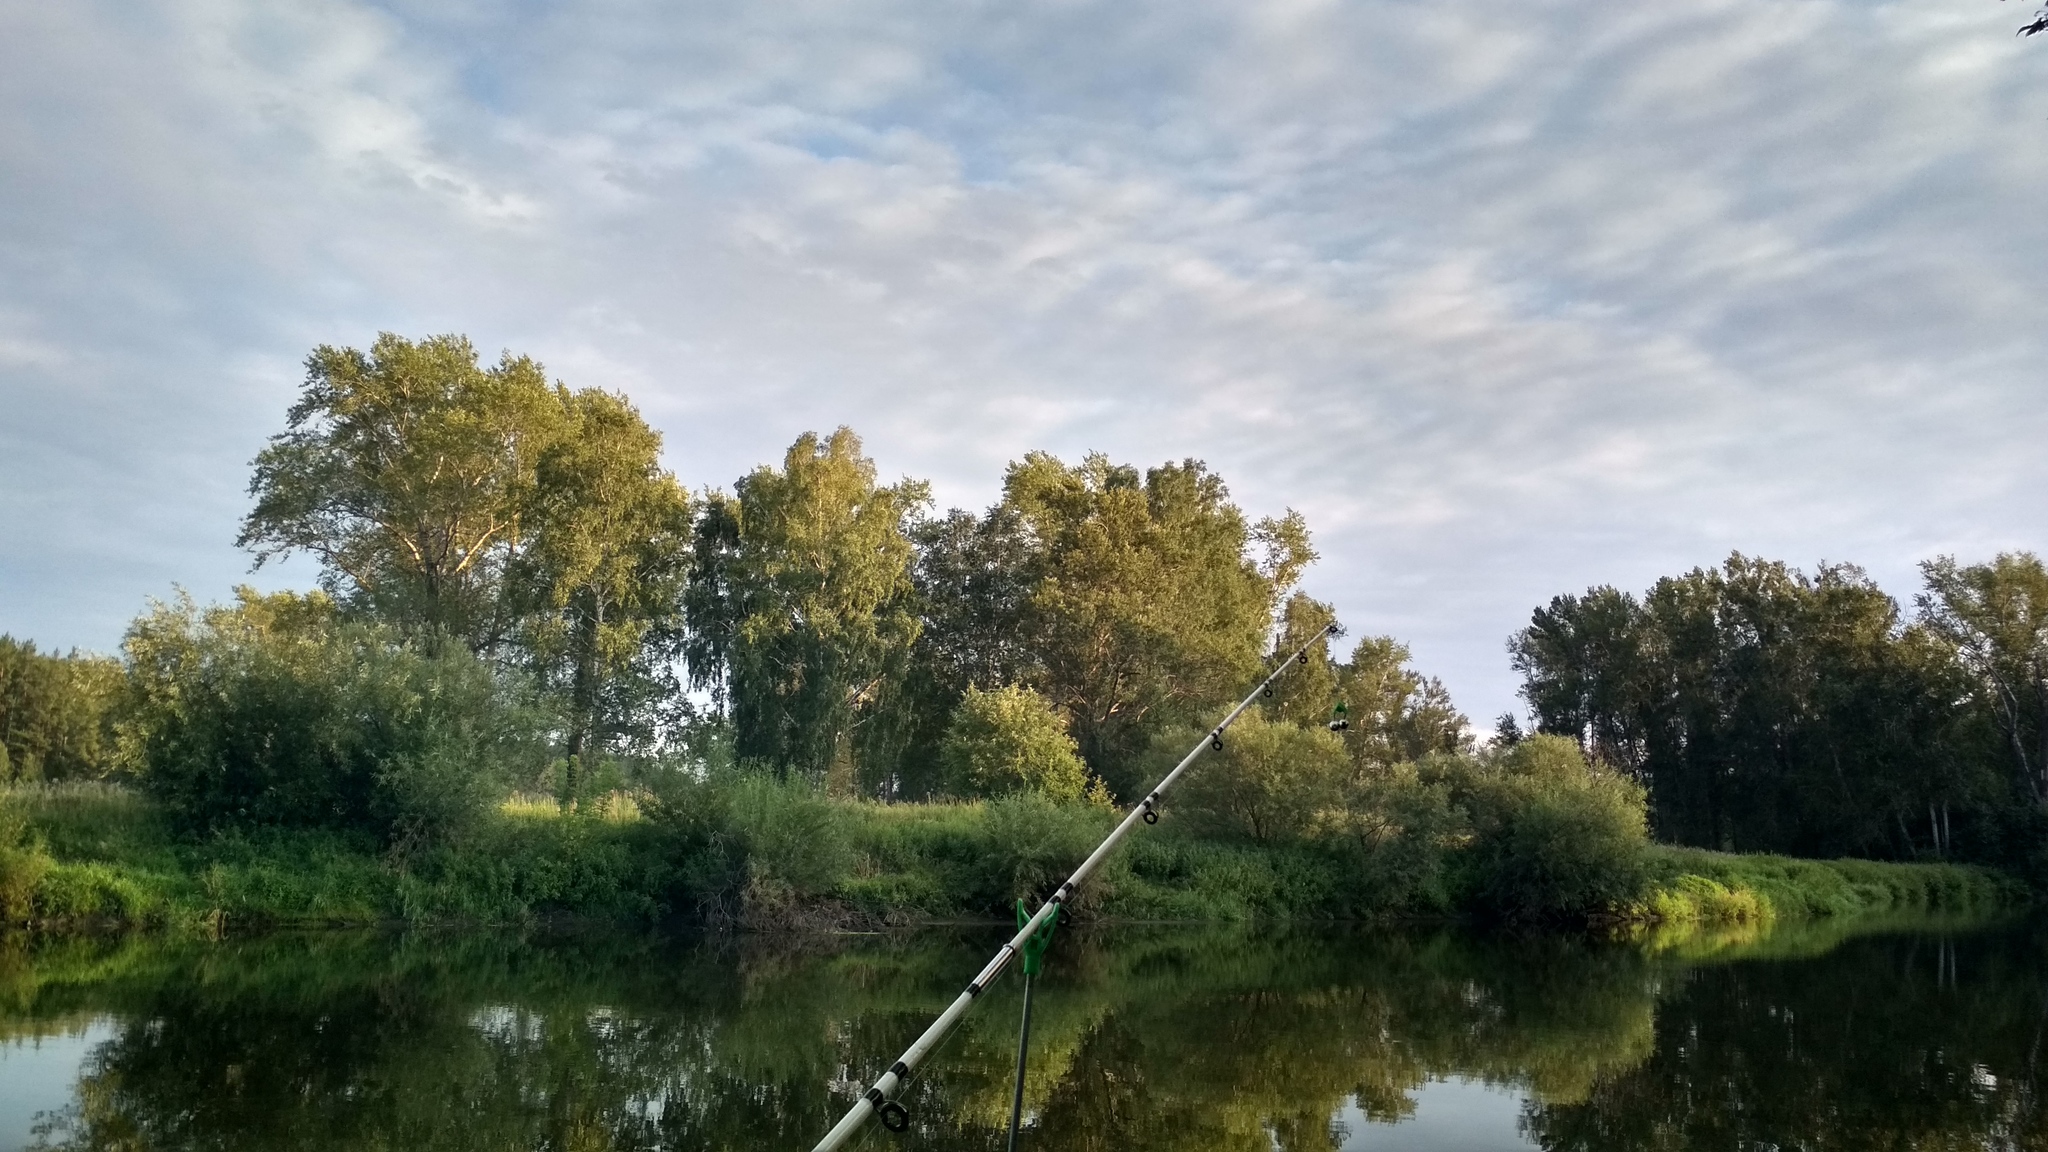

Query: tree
[
  {"left": 1171, "top": 710, "right": 1350, "bottom": 842},
  {"left": 714, "top": 429, "right": 927, "bottom": 779},
  {"left": 1264, "top": 593, "right": 1342, "bottom": 728},
  {"left": 938, "top": 685, "right": 1090, "bottom": 801},
  {"left": 683, "top": 492, "right": 744, "bottom": 717},
  {"left": 1000, "top": 452, "right": 1312, "bottom": 798},
  {"left": 1918, "top": 553, "right": 2048, "bottom": 808},
  {"left": 1337, "top": 636, "right": 1470, "bottom": 770},
  {"left": 855, "top": 504, "right": 1046, "bottom": 799},
  {"left": 1508, "top": 586, "right": 1647, "bottom": 774},
  {"left": 119, "top": 589, "right": 537, "bottom": 844},
  {"left": 1510, "top": 554, "right": 2016, "bottom": 863},
  {"left": 513, "top": 389, "right": 692, "bottom": 779},
  {"left": 239, "top": 334, "right": 568, "bottom": 654},
  {"left": 0, "top": 637, "right": 122, "bottom": 782}
]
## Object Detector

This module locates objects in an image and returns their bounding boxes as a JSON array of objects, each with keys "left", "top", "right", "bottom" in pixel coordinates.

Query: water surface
[{"left": 0, "top": 917, "right": 2041, "bottom": 1151}]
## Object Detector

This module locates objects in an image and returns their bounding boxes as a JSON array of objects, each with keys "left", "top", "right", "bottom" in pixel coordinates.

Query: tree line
[
  {"left": 1, "top": 334, "right": 1472, "bottom": 833},
  {"left": 6, "top": 332, "right": 2039, "bottom": 892},
  {"left": 1510, "top": 552, "right": 2048, "bottom": 875}
]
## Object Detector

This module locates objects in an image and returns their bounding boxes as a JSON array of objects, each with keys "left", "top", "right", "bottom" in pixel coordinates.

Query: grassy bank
[
  {"left": 0, "top": 782, "right": 2025, "bottom": 934},
  {"left": 1627, "top": 845, "right": 2022, "bottom": 925}
]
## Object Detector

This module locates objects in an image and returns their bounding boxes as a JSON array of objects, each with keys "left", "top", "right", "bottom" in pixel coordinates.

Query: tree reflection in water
[{"left": 0, "top": 919, "right": 2040, "bottom": 1152}]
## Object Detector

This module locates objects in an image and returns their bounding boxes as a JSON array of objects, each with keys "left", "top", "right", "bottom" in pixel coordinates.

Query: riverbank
[{"left": 0, "top": 783, "right": 2025, "bottom": 934}]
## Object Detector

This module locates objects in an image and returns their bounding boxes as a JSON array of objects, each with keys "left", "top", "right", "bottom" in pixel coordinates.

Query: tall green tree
[
  {"left": 239, "top": 333, "right": 568, "bottom": 654},
  {"left": 869, "top": 504, "right": 1045, "bottom": 798},
  {"left": 1337, "top": 635, "right": 1470, "bottom": 771},
  {"left": 682, "top": 491, "right": 743, "bottom": 717},
  {"left": 512, "top": 389, "right": 693, "bottom": 774},
  {"left": 999, "top": 452, "right": 1312, "bottom": 797},
  {"left": 0, "top": 637, "right": 122, "bottom": 782},
  {"left": 703, "top": 428, "right": 927, "bottom": 779},
  {"left": 1513, "top": 554, "right": 2014, "bottom": 863},
  {"left": 1918, "top": 553, "right": 2048, "bottom": 809},
  {"left": 1265, "top": 593, "right": 1342, "bottom": 729},
  {"left": 1508, "top": 586, "right": 1648, "bottom": 774}
]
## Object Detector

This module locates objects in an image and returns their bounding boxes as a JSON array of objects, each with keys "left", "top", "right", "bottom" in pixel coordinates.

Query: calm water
[{"left": 0, "top": 917, "right": 2042, "bottom": 1151}]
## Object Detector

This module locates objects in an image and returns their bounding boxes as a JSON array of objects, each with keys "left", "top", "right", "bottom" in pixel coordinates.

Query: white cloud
[{"left": 1, "top": 0, "right": 2045, "bottom": 721}]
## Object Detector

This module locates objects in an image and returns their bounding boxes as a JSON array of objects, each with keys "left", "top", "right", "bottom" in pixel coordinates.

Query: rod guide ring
[{"left": 879, "top": 1101, "right": 910, "bottom": 1132}]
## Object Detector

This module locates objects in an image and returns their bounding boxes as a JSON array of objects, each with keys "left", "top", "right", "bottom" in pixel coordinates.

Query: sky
[{"left": 3, "top": 0, "right": 2046, "bottom": 726}]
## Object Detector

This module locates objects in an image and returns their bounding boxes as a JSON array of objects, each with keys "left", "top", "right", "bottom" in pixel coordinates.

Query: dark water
[{"left": 0, "top": 917, "right": 2042, "bottom": 1152}]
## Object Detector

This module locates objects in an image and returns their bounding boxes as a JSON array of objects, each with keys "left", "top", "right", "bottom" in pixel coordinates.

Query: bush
[
  {"left": 120, "top": 589, "right": 541, "bottom": 845},
  {"left": 980, "top": 792, "right": 1118, "bottom": 907},
  {"left": 0, "top": 795, "right": 53, "bottom": 923},
  {"left": 646, "top": 769, "right": 852, "bottom": 922},
  {"left": 1429, "top": 735, "right": 1652, "bottom": 920},
  {"left": 1311, "top": 762, "right": 1464, "bottom": 912},
  {"left": 1170, "top": 711, "right": 1350, "bottom": 843},
  {"left": 726, "top": 773, "right": 851, "bottom": 903},
  {"left": 939, "top": 685, "right": 1090, "bottom": 801}
]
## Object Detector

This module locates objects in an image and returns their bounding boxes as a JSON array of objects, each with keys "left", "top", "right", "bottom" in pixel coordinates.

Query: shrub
[
  {"left": 939, "top": 685, "right": 1090, "bottom": 801},
  {"left": 647, "top": 769, "right": 851, "bottom": 921},
  {"left": 1429, "top": 735, "right": 1652, "bottom": 920},
  {"left": 120, "top": 589, "right": 541, "bottom": 845},
  {"left": 0, "top": 795, "right": 53, "bottom": 923},
  {"left": 979, "top": 792, "right": 1118, "bottom": 907},
  {"left": 1311, "top": 762, "right": 1464, "bottom": 912},
  {"left": 1170, "top": 711, "right": 1349, "bottom": 843},
  {"left": 726, "top": 772, "right": 851, "bottom": 903}
]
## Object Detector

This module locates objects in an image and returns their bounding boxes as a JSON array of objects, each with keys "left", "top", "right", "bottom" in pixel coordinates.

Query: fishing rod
[{"left": 806, "top": 620, "right": 1340, "bottom": 1152}]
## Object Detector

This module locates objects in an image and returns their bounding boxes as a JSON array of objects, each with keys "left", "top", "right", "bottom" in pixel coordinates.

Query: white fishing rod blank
[{"left": 806, "top": 621, "right": 1338, "bottom": 1152}]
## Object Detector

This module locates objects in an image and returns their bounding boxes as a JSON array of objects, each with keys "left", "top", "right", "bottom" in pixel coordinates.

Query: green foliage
[
  {"left": 0, "top": 636, "right": 122, "bottom": 782},
  {"left": 939, "top": 685, "right": 1090, "bottom": 801},
  {"left": 1512, "top": 553, "right": 2039, "bottom": 873},
  {"left": 1337, "top": 634, "right": 1471, "bottom": 770},
  {"left": 1429, "top": 736, "right": 1653, "bottom": 921},
  {"left": 1315, "top": 762, "right": 1464, "bottom": 912},
  {"left": 120, "top": 589, "right": 540, "bottom": 845},
  {"left": 978, "top": 793, "right": 1117, "bottom": 905},
  {"left": 513, "top": 387, "right": 693, "bottom": 769},
  {"left": 725, "top": 772, "right": 852, "bottom": 907},
  {"left": 999, "top": 452, "right": 1309, "bottom": 797},
  {"left": 865, "top": 505, "right": 1044, "bottom": 800},
  {"left": 0, "top": 776, "right": 2025, "bottom": 933},
  {"left": 1918, "top": 552, "right": 2048, "bottom": 809},
  {"left": 1637, "top": 845, "right": 2023, "bottom": 922},
  {"left": 644, "top": 769, "right": 854, "bottom": 923},
  {"left": 1262, "top": 594, "right": 1341, "bottom": 727},
  {"left": 0, "top": 792, "right": 53, "bottom": 923},
  {"left": 1169, "top": 710, "right": 1350, "bottom": 843},
  {"left": 699, "top": 428, "right": 927, "bottom": 780},
  {"left": 240, "top": 333, "right": 570, "bottom": 653}
]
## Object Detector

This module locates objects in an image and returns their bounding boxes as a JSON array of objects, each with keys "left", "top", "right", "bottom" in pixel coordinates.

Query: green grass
[
  {"left": 1, "top": 782, "right": 679, "bottom": 932},
  {"left": 1628, "top": 845, "right": 2024, "bottom": 927},
  {"left": 0, "top": 783, "right": 2029, "bottom": 933}
]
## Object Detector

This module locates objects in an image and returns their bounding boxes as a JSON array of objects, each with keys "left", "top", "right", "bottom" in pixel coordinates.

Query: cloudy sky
[{"left": 3, "top": 0, "right": 2045, "bottom": 724}]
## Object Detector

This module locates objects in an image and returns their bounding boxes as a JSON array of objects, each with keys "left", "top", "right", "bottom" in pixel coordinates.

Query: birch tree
[{"left": 239, "top": 333, "right": 568, "bottom": 654}]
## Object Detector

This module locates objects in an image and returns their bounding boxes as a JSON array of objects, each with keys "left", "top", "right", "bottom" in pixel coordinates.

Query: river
[{"left": 1, "top": 916, "right": 2041, "bottom": 1151}]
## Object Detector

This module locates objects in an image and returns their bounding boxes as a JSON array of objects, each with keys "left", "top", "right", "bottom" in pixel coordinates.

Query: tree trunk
[{"left": 564, "top": 595, "right": 604, "bottom": 807}]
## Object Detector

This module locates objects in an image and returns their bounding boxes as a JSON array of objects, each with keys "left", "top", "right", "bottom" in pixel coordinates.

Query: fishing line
[{"left": 806, "top": 621, "right": 1340, "bottom": 1152}]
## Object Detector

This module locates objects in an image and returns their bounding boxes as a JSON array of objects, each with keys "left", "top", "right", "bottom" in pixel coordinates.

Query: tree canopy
[
  {"left": 1511, "top": 552, "right": 2044, "bottom": 872},
  {"left": 240, "top": 334, "right": 567, "bottom": 654}
]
